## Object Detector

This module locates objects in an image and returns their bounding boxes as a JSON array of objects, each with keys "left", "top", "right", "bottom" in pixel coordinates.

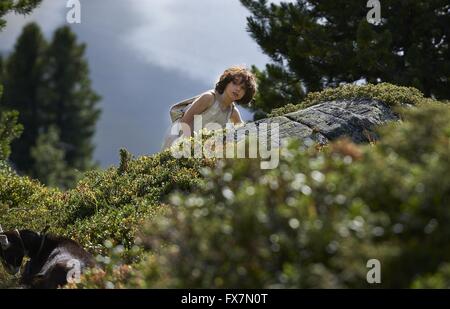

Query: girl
[{"left": 161, "top": 66, "right": 257, "bottom": 151}]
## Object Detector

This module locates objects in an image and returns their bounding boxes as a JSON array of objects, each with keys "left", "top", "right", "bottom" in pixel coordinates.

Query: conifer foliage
[
  {"left": 1, "top": 23, "right": 101, "bottom": 187},
  {"left": 240, "top": 0, "right": 449, "bottom": 115}
]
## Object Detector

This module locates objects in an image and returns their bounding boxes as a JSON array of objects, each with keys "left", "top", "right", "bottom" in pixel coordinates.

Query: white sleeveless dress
[{"left": 160, "top": 93, "right": 235, "bottom": 151}]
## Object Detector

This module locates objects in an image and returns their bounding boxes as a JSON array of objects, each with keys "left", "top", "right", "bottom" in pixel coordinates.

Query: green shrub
[
  {"left": 0, "top": 109, "right": 23, "bottom": 161},
  {"left": 269, "top": 83, "right": 435, "bottom": 117},
  {"left": 1, "top": 150, "right": 213, "bottom": 245},
  {"left": 411, "top": 263, "right": 450, "bottom": 288},
  {"left": 77, "top": 101, "right": 450, "bottom": 288},
  {"left": 0, "top": 149, "right": 214, "bottom": 287}
]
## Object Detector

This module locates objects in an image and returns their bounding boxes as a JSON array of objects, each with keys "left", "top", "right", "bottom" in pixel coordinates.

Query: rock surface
[{"left": 228, "top": 98, "right": 400, "bottom": 146}]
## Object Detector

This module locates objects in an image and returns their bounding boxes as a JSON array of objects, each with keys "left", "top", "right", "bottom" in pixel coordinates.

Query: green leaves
[
  {"left": 0, "top": 109, "right": 23, "bottom": 161},
  {"left": 269, "top": 82, "right": 433, "bottom": 117},
  {"left": 0, "top": 0, "right": 43, "bottom": 32},
  {"left": 241, "top": 0, "right": 450, "bottom": 116}
]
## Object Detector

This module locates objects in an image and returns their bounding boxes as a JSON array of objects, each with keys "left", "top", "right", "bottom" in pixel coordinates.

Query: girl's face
[{"left": 225, "top": 76, "right": 246, "bottom": 101}]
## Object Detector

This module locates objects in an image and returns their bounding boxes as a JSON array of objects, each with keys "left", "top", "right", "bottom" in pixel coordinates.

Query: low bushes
[
  {"left": 74, "top": 101, "right": 450, "bottom": 288},
  {"left": 269, "top": 82, "right": 437, "bottom": 117}
]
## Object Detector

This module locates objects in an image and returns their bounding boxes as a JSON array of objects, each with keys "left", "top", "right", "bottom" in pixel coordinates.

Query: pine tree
[
  {"left": 30, "top": 126, "right": 79, "bottom": 189},
  {"left": 0, "top": 86, "right": 23, "bottom": 161},
  {"left": 240, "top": 0, "right": 450, "bottom": 115},
  {"left": 2, "top": 22, "right": 101, "bottom": 183},
  {"left": 0, "top": 0, "right": 42, "bottom": 31},
  {"left": 1, "top": 22, "right": 47, "bottom": 173},
  {"left": 43, "top": 26, "right": 101, "bottom": 171},
  {"left": 0, "top": 0, "right": 41, "bottom": 166}
]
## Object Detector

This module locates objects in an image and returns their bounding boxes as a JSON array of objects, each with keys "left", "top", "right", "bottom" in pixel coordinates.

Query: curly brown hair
[{"left": 215, "top": 66, "right": 257, "bottom": 106}]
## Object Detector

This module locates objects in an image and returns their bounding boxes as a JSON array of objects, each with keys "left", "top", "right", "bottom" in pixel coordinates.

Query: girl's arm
[
  {"left": 230, "top": 106, "right": 244, "bottom": 125},
  {"left": 179, "top": 92, "right": 214, "bottom": 137}
]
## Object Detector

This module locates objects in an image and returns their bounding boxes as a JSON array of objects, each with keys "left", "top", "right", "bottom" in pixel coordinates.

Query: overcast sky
[{"left": 0, "top": 0, "right": 283, "bottom": 167}]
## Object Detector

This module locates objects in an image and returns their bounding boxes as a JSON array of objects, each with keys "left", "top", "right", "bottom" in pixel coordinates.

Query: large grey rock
[
  {"left": 226, "top": 115, "right": 328, "bottom": 147},
  {"left": 229, "top": 98, "right": 400, "bottom": 146}
]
